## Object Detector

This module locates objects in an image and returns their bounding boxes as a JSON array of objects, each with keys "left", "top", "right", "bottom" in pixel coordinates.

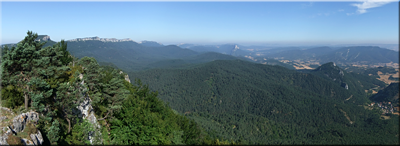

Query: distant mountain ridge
[
  {"left": 3, "top": 35, "right": 398, "bottom": 72},
  {"left": 64, "top": 40, "right": 198, "bottom": 71},
  {"left": 266, "top": 46, "right": 333, "bottom": 60},
  {"left": 138, "top": 40, "right": 164, "bottom": 47},
  {"left": 68, "top": 36, "right": 134, "bottom": 42},
  {"left": 316, "top": 46, "right": 399, "bottom": 65}
]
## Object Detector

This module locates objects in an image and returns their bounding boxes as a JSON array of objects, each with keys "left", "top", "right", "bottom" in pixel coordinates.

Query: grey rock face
[
  {"left": 74, "top": 80, "right": 102, "bottom": 145},
  {"left": 341, "top": 82, "right": 349, "bottom": 90},
  {"left": 120, "top": 71, "right": 131, "bottom": 83},
  {"left": 0, "top": 116, "right": 7, "bottom": 122},
  {"left": 12, "top": 115, "right": 26, "bottom": 133},
  {"left": 68, "top": 37, "right": 134, "bottom": 42},
  {"left": 22, "top": 138, "right": 34, "bottom": 145},
  {"left": 34, "top": 35, "right": 50, "bottom": 41},
  {"left": 12, "top": 111, "right": 39, "bottom": 133},
  {"left": 76, "top": 96, "right": 102, "bottom": 144},
  {"left": 0, "top": 110, "right": 43, "bottom": 145},
  {"left": 30, "top": 130, "right": 44, "bottom": 146},
  {"left": 0, "top": 127, "right": 13, "bottom": 145},
  {"left": 339, "top": 70, "right": 344, "bottom": 76}
]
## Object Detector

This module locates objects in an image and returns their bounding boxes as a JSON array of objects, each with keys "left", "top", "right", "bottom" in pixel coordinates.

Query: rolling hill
[
  {"left": 370, "top": 83, "right": 399, "bottom": 107},
  {"left": 14, "top": 36, "right": 249, "bottom": 72},
  {"left": 64, "top": 37, "right": 199, "bottom": 71},
  {"left": 128, "top": 60, "right": 399, "bottom": 144}
]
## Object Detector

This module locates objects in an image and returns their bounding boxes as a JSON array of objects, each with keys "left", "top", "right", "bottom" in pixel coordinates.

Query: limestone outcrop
[
  {"left": 0, "top": 109, "right": 44, "bottom": 145},
  {"left": 120, "top": 71, "right": 131, "bottom": 83},
  {"left": 68, "top": 36, "right": 134, "bottom": 42},
  {"left": 74, "top": 73, "right": 102, "bottom": 145}
]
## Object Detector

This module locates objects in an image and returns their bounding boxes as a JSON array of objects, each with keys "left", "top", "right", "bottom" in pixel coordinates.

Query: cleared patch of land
[
  {"left": 339, "top": 109, "right": 354, "bottom": 124},
  {"left": 345, "top": 95, "right": 353, "bottom": 101},
  {"left": 363, "top": 105, "right": 374, "bottom": 110},
  {"left": 380, "top": 115, "right": 391, "bottom": 120},
  {"left": 377, "top": 71, "right": 399, "bottom": 84}
]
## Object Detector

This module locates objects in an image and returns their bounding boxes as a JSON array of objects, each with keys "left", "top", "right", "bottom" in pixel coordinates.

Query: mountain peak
[
  {"left": 35, "top": 35, "right": 51, "bottom": 41},
  {"left": 67, "top": 37, "right": 134, "bottom": 42},
  {"left": 313, "top": 62, "right": 348, "bottom": 89}
]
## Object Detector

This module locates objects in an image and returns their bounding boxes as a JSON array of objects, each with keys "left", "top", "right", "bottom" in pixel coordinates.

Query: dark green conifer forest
[
  {"left": 0, "top": 31, "right": 398, "bottom": 145},
  {"left": 1, "top": 31, "right": 232, "bottom": 145},
  {"left": 129, "top": 60, "right": 399, "bottom": 144}
]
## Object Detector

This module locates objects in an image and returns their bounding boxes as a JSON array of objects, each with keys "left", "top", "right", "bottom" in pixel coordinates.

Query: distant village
[{"left": 368, "top": 101, "right": 399, "bottom": 115}]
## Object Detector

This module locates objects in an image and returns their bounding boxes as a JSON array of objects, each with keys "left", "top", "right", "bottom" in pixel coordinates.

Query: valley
[
  {"left": 1, "top": 33, "right": 399, "bottom": 145},
  {"left": 1, "top": 1, "right": 398, "bottom": 145}
]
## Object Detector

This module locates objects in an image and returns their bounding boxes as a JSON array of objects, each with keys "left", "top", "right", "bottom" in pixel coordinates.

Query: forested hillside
[
  {"left": 370, "top": 83, "right": 399, "bottom": 107},
  {"left": 129, "top": 60, "right": 399, "bottom": 144},
  {"left": 1, "top": 31, "right": 398, "bottom": 145},
  {"left": 65, "top": 40, "right": 199, "bottom": 72},
  {"left": 265, "top": 46, "right": 333, "bottom": 60},
  {"left": 0, "top": 32, "right": 230, "bottom": 145},
  {"left": 308, "top": 62, "right": 387, "bottom": 101}
]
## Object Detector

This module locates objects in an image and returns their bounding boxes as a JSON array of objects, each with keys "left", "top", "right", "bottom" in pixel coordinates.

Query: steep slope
[
  {"left": 370, "top": 83, "right": 399, "bottom": 107},
  {"left": 1, "top": 32, "right": 212, "bottom": 145},
  {"left": 128, "top": 60, "right": 398, "bottom": 144},
  {"left": 307, "top": 62, "right": 386, "bottom": 103}
]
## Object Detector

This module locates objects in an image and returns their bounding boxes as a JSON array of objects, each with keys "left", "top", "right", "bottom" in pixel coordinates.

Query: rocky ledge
[{"left": 0, "top": 109, "right": 44, "bottom": 145}]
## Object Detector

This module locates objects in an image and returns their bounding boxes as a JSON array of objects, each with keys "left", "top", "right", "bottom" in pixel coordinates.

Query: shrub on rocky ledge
[{"left": 6, "top": 133, "right": 23, "bottom": 145}]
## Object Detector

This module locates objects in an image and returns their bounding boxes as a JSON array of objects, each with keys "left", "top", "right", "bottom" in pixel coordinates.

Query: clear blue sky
[{"left": 1, "top": 1, "right": 398, "bottom": 45}]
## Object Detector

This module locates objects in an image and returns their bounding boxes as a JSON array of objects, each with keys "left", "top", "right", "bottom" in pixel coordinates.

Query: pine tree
[
  {"left": 77, "top": 57, "right": 103, "bottom": 106},
  {"left": 56, "top": 71, "right": 85, "bottom": 133},
  {"left": 48, "top": 119, "right": 61, "bottom": 145},
  {"left": 98, "top": 68, "right": 129, "bottom": 121},
  {"left": 1, "top": 31, "right": 45, "bottom": 109},
  {"left": 59, "top": 40, "right": 73, "bottom": 66}
]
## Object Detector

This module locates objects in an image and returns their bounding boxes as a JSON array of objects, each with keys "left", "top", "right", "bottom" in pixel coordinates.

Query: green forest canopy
[{"left": 1, "top": 31, "right": 234, "bottom": 145}]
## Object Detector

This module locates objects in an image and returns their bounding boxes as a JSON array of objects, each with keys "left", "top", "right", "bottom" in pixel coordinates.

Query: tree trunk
[
  {"left": 28, "top": 85, "right": 32, "bottom": 108},
  {"left": 98, "top": 111, "right": 110, "bottom": 121},
  {"left": 66, "top": 117, "right": 71, "bottom": 133},
  {"left": 24, "top": 91, "right": 29, "bottom": 110}
]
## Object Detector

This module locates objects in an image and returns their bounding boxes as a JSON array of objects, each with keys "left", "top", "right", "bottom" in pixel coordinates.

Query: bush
[
  {"left": 6, "top": 133, "right": 24, "bottom": 145},
  {"left": 25, "top": 122, "right": 38, "bottom": 135}
]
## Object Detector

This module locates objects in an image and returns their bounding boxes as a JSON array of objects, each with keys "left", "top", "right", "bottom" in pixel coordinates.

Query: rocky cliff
[
  {"left": 0, "top": 108, "right": 44, "bottom": 145},
  {"left": 74, "top": 73, "right": 102, "bottom": 145},
  {"left": 68, "top": 36, "right": 134, "bottom": 42},
  {"left": 34, "top": 35, "right": 51, "bottom": 42},
  {"left": 120, "top": 71, "right": 131, "bottom": 83}
]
